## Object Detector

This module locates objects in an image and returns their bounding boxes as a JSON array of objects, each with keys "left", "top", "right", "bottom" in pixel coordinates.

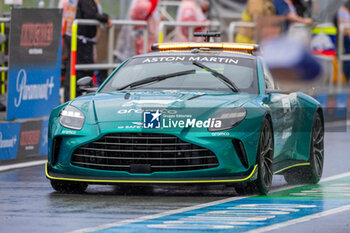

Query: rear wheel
[
  {"left": 235, "top": 118, "right": 274, "bottom": 195},
  {"left": 50, "top": 180, "right": 88, "bottom": 193},
  {"left": 284, "top": 112, "right": 324, "bottom": 184}
]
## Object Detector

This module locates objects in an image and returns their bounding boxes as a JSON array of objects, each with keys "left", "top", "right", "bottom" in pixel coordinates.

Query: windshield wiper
[
  {"left": 116, "top": 69, "right": 196, "bottom": 91},
  {"left": 192, "top": 61, "right": 239, "bottom": 92}
]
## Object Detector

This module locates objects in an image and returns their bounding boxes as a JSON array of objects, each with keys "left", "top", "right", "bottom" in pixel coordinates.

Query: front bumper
[
  {"left": 48, "top": 115, "right": 262, "bottom": 183},
  {"left": 46, "top": 162, "right": 258, "bottom": 184}
]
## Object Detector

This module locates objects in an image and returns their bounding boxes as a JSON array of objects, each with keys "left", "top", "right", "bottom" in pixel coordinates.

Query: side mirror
[
  {"left": 264, "top": 89, "right": 290, "bottom": 103},
  {"left": 77, "top": 76, "right": 98, "bottom": 92},
  {"left": 265, "top": 89, "right": 290, "bottom": 95},
  {"left": 77, "top": 76, "right": 93, "bottom": 88}
]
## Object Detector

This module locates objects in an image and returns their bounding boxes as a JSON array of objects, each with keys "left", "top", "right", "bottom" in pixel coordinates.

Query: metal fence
[
  {"left": 228, "top": 21, "right": 255, "bottom": 42},
  {"left": 0, "top": 17, "right": 10, "bottom": 95},
  {"left": 70, "top": 19, "right": 148, "bottom": 99},
  {"left": 158, "top": 0, "right": 180, "bottom": 21},
  {"left": 228, "top": 21, "right": 310, "bottom": 43},
  {"left": 45, "top": 17, "right": 350, "bottom": 100},
  {"left": 158, "top": 21, "right": 221, "bottom": 43}
]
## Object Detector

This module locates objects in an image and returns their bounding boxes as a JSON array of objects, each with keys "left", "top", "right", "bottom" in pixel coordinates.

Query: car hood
[{"left": 72, "top": 90, "right": 257, "bottom": 123}]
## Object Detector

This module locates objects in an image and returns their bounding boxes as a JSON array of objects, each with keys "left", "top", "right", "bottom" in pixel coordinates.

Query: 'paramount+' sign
[
  {"left": 0, "top": 123, "right": 20, "bottom": 160},
  {"left": 14, "top": 69, "right": 55, "bottom": 108},
  {"left": 6, "top": 8, "right": 62, "bottom": 120}
]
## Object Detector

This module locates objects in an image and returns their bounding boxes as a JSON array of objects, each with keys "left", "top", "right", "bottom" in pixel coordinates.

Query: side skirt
[{"left": 273, "top": 160, "right": 310, "bottom": 175}]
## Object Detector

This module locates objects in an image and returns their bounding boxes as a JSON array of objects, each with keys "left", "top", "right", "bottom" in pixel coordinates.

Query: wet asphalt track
[{"left": 0, "top": 123, "right": 350, "bottom": 233}]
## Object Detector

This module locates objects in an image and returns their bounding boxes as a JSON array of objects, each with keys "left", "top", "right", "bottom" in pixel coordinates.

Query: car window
[
  {"left": 100, "top": 55, "right": 258, "bottom": 94},
  {"left": 263, "top": 62, "right": 276, "bottom": 90}
]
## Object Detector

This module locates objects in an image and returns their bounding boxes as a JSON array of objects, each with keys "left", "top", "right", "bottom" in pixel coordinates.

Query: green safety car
[{"left": 46, "top": 37, "right": 324, "bottom": 194}]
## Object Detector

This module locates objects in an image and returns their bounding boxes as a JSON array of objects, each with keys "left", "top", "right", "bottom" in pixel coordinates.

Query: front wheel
[
  {"left": 284, "top": 112, "right": 324, "bottom": 184},
  {"left": 235, "top": 118, "right": 274, "bottom": 195},
  {"left": 50, "top": 180, "right": 88, "bottom": 193}
]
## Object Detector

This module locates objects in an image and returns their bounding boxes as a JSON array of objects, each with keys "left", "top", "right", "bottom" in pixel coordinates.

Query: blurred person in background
[
  {"left": 292, "top": 0, "right": 312, "bottom": 18},
  {"left": 338, "top": 0, "right": 350, "bottom": 81},
  {"left": 74, "top": 0, "right": 112, "bottom": 98},
  {"left": 60, "top": 0, "right": 112, "bottom": 101},
  {"left": 115, "top": 0, "right": 160, "bottom": 61},
  {"left": 175, "top": 0, "right": 210, "bottom": 42},
  {"left": 235, "top": 0, "right": 276, "bottom": 43},
  {"left": 129, "top": 0, "right": 160, "bottom": 55},
  {"left": 263, "top": 36, "right": 322, "bottom": 90},
  {"left": 273, "top": 0, "right": 313, "bottom": 29}
]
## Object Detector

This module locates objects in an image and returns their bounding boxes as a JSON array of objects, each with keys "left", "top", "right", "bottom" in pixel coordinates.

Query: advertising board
[{"left": 6, "top": 8, "right": 62, "bottom": 120}]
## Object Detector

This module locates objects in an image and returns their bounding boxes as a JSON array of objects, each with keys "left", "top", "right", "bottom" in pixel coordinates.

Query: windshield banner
[
  {"left": 6, "top": 8, "right": 62, "bottom": 120},
  {"left": 141, "top": 56, "right": 240, "bottom": 64}
]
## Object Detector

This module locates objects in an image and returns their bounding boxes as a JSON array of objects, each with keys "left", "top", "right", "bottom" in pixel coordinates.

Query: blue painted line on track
[
  {"left": 94, "top": 199, "right": 350, "bottom": 233},
  {"left": 91, "top": 177, "right": 350, "bottom": 233}
]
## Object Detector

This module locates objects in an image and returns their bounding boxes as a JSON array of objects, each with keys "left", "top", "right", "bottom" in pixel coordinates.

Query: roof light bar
[{"left": 151, "top": 43, "right": 258, "bottom": 52}]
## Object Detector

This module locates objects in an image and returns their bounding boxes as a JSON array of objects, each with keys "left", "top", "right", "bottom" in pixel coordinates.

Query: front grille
[{"left": 71, "top": 133, "right": 219, "bottom": 172}]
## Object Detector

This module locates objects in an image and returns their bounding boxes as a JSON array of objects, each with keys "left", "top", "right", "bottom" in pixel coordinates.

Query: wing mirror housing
[
  {"left": 77, "top": 76, "right": 98, "bottom": 92},
  {"left": 264, "top": 89, "right": 290, "bottom": 103},
  {"left": 265, "top": 89, "right": 290, "bottom": 95}
]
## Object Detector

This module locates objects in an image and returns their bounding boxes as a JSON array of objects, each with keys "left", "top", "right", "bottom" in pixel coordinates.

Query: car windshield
[{"left": 100, "top": 55, "right": 258, "bottom": 94}]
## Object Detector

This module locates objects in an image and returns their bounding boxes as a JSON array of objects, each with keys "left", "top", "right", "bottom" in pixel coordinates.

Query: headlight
[
  {"left": 59, "top": 105, "right": 85, "bottom": 130},
  {"left": 208, "top": 107, "right": 246, "bottom": 132}
]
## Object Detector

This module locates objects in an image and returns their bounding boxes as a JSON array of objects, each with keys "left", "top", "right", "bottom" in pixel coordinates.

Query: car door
[{"left": 262, "top": 63, "right": 296, "bottom": 162}]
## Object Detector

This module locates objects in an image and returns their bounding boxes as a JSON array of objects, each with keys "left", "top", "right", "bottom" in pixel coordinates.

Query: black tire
[
  {"left": 284, "top": 112, "right": 324, "bottom": 184},
  {"left": 235, "top": 118, "right": 274, "bottom": 195},
  {"left": 50, "top": 180, "right": 88, "bottom": 193}
]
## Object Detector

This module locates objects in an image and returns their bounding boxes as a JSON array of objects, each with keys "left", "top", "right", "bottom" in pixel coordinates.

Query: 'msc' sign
[{"left": 7, "top": 8, "right": 62, "bottom": 120}]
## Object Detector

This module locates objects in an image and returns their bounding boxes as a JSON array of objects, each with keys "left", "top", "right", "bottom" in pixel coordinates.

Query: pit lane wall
[
  {"left": 315, "top": 92, "right": 350, "bottom": 122},
  {"left": 0, "top": 117, "right": 48, "bottom": 164}
]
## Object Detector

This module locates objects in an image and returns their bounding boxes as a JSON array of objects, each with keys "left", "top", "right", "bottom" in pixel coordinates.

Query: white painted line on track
[
  {"left": 69, "top": 170, "right": 350, "bottom": 233},
  {"left": 70, "top": 184, "right": 312, "bottom": 233},
  {"left": 243, "top": 204, "right": 350, "bottom": 233},
  {"left": 321, "top": 172, "right": 350, "bottom": 182},
  {"left": 69, "top": 196, "right": 250, "bottom": 233},
  {"left": 0, "top": 160, "right": 46, "bottom": 172}
]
